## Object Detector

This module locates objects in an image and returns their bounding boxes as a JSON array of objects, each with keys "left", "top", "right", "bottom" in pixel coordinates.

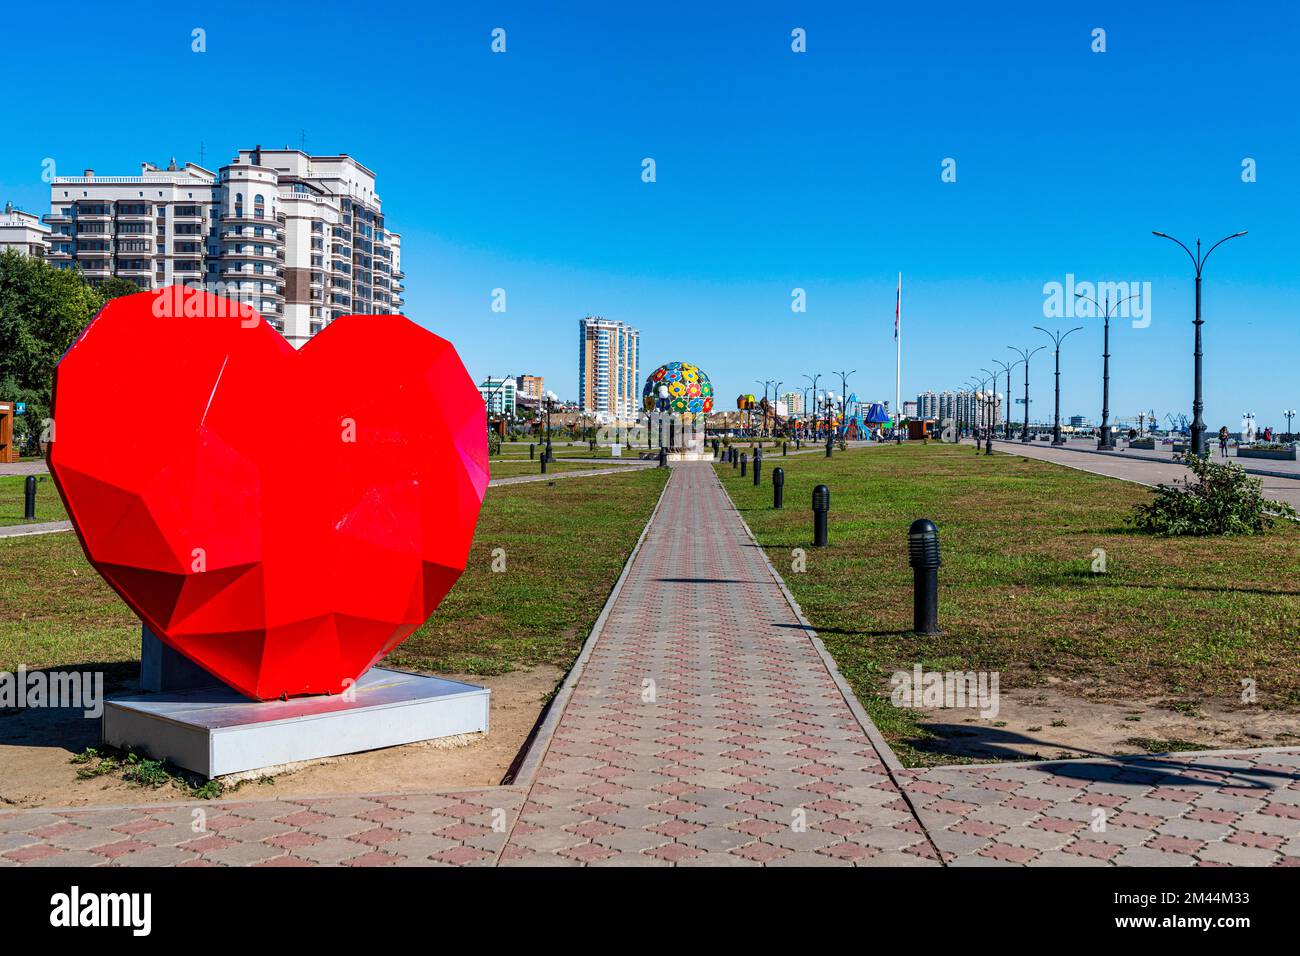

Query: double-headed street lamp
[
  {"left": 803, "top": 373, "right": 821, "bottom": 441},
  {"left": 1286, "top": 409, "right": 1297, "bottom": 442},
  {"left": 979, "top": 368, "right": 996, "bottom": 455},
  {"left": 1008, "top": 345, "right": 1045, "bottom": 442},
  {"left": 484, "top": 374, "right": 517, "bottom": 438},
  {"left": 962, "top": 381, "right": 979, "bottom": 438},
  {"left": 1034, "top": 326, "right": 1083, "bottom": 446},
  {"left": 1074, "top": 290, "right": 1138, "bottom": 450},
  {"left": 543, "top": 389, "right": 558, "bottom": 459},
  {"left": 992, "top": 358, "right": 1021, "bottom": 441},
  {"left": 756, "top": 380, "right": 775, "bottom": 435},
  {"left": 823, "top": 390, "right": 837, "bottom": 454},
  {"left": 833, "top": 369, "right": 856, "bottom": 438},
  {"left": 1152, "top": 229, "right": 1248, "bottom": 458}
]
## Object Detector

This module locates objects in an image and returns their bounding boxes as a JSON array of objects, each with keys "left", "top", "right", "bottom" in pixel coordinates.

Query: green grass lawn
[
  {"left": 716, "top": 443, "right": 1300, "bottom": 765},
  {"left": 0, "top": 468, "right": 669, "bottom": 682},
  {"left": 0, "top": 474, "right": 66, "bottom": 526}
]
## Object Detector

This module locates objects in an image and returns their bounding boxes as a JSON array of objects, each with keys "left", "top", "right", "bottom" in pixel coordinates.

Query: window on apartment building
[{"left": 254, "top": 195, "right": 265, "bottom": 219}]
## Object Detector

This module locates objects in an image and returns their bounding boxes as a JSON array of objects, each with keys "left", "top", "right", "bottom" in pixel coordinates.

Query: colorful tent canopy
[{"left": 864, "top": 402, "right": 892, "bottom": 424}]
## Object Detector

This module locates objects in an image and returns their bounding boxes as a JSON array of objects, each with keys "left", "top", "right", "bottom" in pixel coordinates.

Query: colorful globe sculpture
[{"left": 643, "top": 361, "right": 714, "bottom": 422}]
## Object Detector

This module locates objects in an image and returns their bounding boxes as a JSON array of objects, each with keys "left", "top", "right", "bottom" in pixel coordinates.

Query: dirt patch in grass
[
  {"left": 886, "top": 681, "right": 1297, "bottom": 765},
  {"left": 0, "top": 665, "right": 564, "bottom": 809}
]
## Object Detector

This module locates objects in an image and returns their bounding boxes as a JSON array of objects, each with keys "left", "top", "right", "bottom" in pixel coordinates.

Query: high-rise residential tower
[
  {"left": 43, "top": 147, "right": 404, "bottom": 348},
  {"left": 578, "top": 316, "right": 640, "bottom": 422}
]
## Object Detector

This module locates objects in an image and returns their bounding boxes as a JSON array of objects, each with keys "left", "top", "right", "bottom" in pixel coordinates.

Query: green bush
[
  {"left": 487, "top": 429, "right": 502, "bottom": 457},
  {"left": 1131, "top": 453, "right": 1296, "bottom": 536}
]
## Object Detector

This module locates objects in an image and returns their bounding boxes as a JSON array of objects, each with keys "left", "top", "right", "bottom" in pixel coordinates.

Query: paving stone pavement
[
  {"left": 985, "top": 438, "right": 1300, "bottom": 510},
  {"left": 496, "top": 462, "right": 938, "bottom": 866},
  {"left": 0, "top": 790, "right": 524, "bottom": 867},
  {"left": 2, "top": 460, "right": 1296, "bottom": 867},
  {"left": 903, "top": 750, "right": 1300, "bottom": 866}
]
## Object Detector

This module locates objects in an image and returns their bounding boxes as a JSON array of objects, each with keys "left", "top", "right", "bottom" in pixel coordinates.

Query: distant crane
[{"left": 1164, "top": 413, "right": 1189, "bottom": 435}]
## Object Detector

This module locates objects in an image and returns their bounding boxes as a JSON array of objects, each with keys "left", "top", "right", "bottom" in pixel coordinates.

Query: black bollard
[
  {"left": 529, "top": 443, "right": 535, "bottom": 460},
  {"left": 659, "top": 446, "right": 667, "bottom": 468},
  {"left": 826, "top": 440, "right": 833, "bottom": 458},
  {"left": 753, "top": 453, "right": 761, "bottom": 486},
  {"left": 540, "top": 454, "right": 548, "bottom": 474},
  {"left": 812, "top": 484, "right": 829, "bottom": 546},
  {"left": 908, "top": 518, "right": 942, "bottom": 635},
  {"left": 740, "top": 452, "right": 747, "bottom": 477},
  {"left": 783, "top": 442, "right": 788, "bottom": 456},
  {"left": 24, "top": 476, "right": 37, "bottom": 521},
  {"left": 731, "top": 448, "right": 738, "bottom": 468},
  {"left": 713, "top": 438, "right": 720, "bottom": 456},
  {"left": 772, "top": 467, "right": 784, "bottom": 508}
]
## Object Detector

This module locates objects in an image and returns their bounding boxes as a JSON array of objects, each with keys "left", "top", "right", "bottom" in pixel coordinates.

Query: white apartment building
[
  {"left": 0, "top": 203, "right": 51, "bottom": 258},
  {"left": 478, "top": 377, "right": 517, "bottom": 417},
  {"left": 578, "top": 316, "right": 640, "bottom": 422},
  {"left": 780, "top": 392, "right": 803, "bottom": 415},
  {"left": 44, "top": 147, "right": 404, "bottom": 348}
]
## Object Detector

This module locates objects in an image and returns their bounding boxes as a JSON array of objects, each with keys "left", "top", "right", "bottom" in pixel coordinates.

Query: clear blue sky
[{"left": 5, "top": 1, "right": 1297, "bottom": 429}]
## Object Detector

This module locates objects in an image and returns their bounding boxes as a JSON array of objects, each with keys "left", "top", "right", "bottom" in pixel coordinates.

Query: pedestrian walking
[{"left": 1218, "top": 426, "right": 1229, "bottom": 458}]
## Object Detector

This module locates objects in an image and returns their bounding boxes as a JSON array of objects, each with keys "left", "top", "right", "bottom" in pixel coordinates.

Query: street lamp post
[
  {"left": 1286, "top": 409, "right": 1297, "bottom": 442},
  {"left": 824, "top": 391, "right": 836, "bottom": 455},
  {"left": 1152, "top": 230, "right": 1248, "bottom": 458},
  {"left": 833, "top": 370, "right": 855, "bottom": 441},
  {"left": 979, "top": 368, "right": 996, "bottom": 455},
  {"left": 483, "top": 374, "right": 516, "bottom": 445},
  {"left": 656, "top": 384, "right": 670, "bottom": 450},
  {"left": 1073, "top": 290, "right": 1138, "bottom": 450},
  {"left": 1008, "top": 346, "right": 1045, "bottom": 442},
  {"left": 543, "top": 389, "right": 557, "bottom": 459},
  {"left": 962, "top": 381, "right": 979, "bottom": 440},
  {"left": 803, "top": 373, "right": 821, "bottom": 442},
  {"left": 756, "top": 380, "right": 774, "bottom": 436},
  {"left": 1034, "top": 326, "right": 1083, "bottom": 446},
  {"left": 993, "top": 359, "right": 1020, "bottom": 441}
]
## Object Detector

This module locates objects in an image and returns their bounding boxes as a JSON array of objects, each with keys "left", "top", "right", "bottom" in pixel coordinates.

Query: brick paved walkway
[
  {"left": 497, "top": 462, "right": 935, "bottom": 866},
  {"left": 904, "top": 749, "right": 1300, "bottom": 866},
  {"left": 1, "top": 461, "right": 1296, "bottom": 866}
]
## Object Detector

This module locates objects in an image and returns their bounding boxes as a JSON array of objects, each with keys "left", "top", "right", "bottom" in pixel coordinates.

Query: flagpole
[{"left": 896, "top": 272, "right": 902, "bottom": 422}]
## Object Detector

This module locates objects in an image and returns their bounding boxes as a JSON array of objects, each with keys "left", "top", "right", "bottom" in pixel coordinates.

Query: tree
[
  {"left": 0, "top": 251, "right": 105, "bottom": 451},
  {"left": 98, "top": 275, "right": 146, "bottom": 300}
]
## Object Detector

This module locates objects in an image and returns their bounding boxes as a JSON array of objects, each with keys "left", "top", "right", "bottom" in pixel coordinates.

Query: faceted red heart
[{"left": 48, "top": 289, "right": 488, "bottom": 700}]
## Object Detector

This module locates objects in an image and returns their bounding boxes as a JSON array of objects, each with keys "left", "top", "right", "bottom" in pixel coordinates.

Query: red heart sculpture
[{"left": 48, "top": 289, "right": 488, "bottom": 700}]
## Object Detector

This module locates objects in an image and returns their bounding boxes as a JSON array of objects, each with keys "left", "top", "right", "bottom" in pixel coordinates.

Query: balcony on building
[
  {"left": 74, "top": 204, "right": 112, "bottom": 221},
  {"left": 115, "top": 205, "right": 153, "bottom": 222}
]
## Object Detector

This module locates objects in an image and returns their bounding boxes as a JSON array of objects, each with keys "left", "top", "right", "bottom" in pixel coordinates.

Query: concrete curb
[
  {"left": 991, "top": 439, "right": 1300, "bottom": 482},
  {"left": 0, "top": 520, "right": 72, "bottom": 539},
  {"left": 502, "top": 467, "right": 673, "bottom": 788},
  {"left": 488, "top": 464, "right": 654, "bottom": 487},
  {"left": 709, "top": 465, "right": 947, "bottom": 864}
]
